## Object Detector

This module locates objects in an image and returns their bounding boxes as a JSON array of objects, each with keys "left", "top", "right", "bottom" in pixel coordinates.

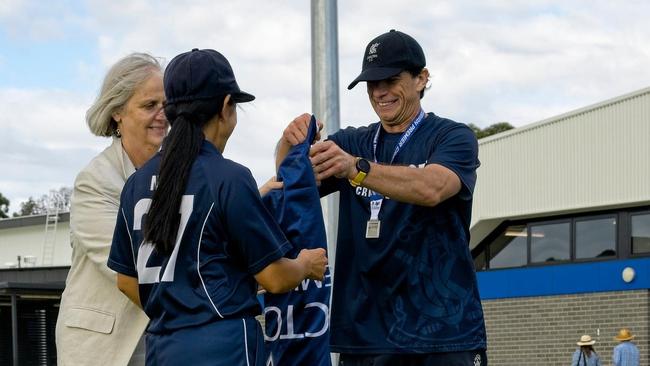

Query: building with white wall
[
  {"left": 0, "top": 213, "right": 70, "bottom": 365},
  {"left": 0, "top": 213, "right": 71, "bottom": 268},
  {"left": 470, "top": 87, "right": 650, "bottom": 365}
]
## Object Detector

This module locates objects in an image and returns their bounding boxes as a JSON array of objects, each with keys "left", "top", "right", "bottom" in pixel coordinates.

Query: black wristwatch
[{"left": 349, "top": 157, "right": 371, "bottom": 187}]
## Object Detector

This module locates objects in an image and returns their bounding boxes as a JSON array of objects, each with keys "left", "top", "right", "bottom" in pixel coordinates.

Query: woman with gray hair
[{"left": 56, "top": 52, "right": 167, "bottom": 366}]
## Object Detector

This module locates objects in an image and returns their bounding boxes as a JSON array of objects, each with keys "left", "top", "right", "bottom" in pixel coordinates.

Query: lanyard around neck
[{"left": 372, "top": 109, "right": 426, "bottom": 164}]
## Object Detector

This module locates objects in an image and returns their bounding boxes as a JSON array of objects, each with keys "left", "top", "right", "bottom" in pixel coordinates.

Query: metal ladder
[{"left": 41, "top": 202, "right": 59, "bottom": 266}]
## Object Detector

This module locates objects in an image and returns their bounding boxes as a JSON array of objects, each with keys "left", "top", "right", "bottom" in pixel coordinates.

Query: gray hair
[{"left": 86, "top": 53, "right": 162, "bottom": 137}]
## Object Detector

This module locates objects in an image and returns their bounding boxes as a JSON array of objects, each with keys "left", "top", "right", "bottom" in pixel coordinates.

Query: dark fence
[{"left": 0, "top": 266, "right": 69, "bottom": 366}]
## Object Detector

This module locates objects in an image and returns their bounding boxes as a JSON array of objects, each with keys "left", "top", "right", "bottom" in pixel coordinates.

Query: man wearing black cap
[{"left": 278, "top": 30, "right": 487, "bottom": 365}]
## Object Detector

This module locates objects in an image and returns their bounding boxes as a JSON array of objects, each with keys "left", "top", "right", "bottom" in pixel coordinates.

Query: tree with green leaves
[
  {"left": 12, "top": 186, "right": 73, "bottom": 217},
  {"left": 468, "top": 122, "right": 515, "bottom": 139},
  {"left": 0, "top": 192, "right": 9, "bottom": 219},
  {"left": 14, "top": 197, "right": 46, "bottom": 217}
]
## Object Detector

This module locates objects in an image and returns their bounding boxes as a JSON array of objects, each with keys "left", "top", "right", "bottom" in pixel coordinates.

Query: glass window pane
[
  {"left": 488, "top": 225, "right": 527, "bottom": 269},
  {"left": 531, "top": 222, "right": 570, "bottom": 263},
  {"left": 632, "top": 213, "right": 650, "bottom": 254},
  {"left": 576, "top": 217, "right": 617, "bottom": 259}
]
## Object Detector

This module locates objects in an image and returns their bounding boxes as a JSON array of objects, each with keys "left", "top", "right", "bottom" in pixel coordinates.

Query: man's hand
[
  {"left": 276, "top": 113, "right": 323, "bottom": 169},
  {"left": 281, "top": 113, "right": 323, "bottom": 146},
  {"left": 309, "top": 140, "right": 357, "bottom": 182}
]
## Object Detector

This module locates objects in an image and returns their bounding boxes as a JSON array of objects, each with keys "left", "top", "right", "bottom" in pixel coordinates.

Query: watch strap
[{"left": 349, "top": 157, "right": 368, "bottom": 187}]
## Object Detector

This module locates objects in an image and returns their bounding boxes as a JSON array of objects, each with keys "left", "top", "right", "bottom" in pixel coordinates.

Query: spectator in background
[
  {"left": 571, "top": 335, "right": 601, "bottom": 366},
  {"left": 613, "top": 328, "right": 640, "bottom": 366}
]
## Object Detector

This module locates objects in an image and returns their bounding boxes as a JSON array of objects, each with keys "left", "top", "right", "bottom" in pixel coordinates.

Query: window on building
[
  {"left": 472, "top": 207, "right": 649, "bottom": 271},
  {"left": 530, "top": 222, "right": 570, "bottom": 263},
  {"left": 489, "top": 225, "right": 527, "bottom": 269},
  {"left": 631, "top": 213, "right": 650, "bottom": 254},
  {"left": 575, "top": 217, "right": 617, "bottom": 259}
]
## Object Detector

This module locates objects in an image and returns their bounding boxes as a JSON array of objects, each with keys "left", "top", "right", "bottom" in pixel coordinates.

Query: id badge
[
  {"left": 366, "top": 219, "right": 381, "bottom": 238},
  {"left": 366, "top": 195, "right": 383, "bottom": 238}
]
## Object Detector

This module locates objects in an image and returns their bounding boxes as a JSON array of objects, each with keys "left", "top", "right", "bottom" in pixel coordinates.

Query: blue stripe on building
[{"left": 477, "top": 258, "right": 650, "bottom": 299}]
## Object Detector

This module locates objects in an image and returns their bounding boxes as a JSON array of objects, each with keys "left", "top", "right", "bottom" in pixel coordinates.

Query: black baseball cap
[
  {"left": 348, "top": 29, "right": 426, "bottom": 90},
  {"left": 164, "top": 48, "right": 255, "bottom": 104}
]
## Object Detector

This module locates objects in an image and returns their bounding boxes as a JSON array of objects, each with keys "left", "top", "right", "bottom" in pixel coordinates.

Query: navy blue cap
[
  {"left": 164, "top": 48, "right": 255, "bottom": 104},
  {"left": 348, "top": 30, "right": 426, "bottom": 89}
]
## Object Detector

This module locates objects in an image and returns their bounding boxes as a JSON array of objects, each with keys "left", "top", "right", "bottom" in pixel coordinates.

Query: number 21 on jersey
[{"left": 132, "top": 185, "right": 194, "bottom": 284}]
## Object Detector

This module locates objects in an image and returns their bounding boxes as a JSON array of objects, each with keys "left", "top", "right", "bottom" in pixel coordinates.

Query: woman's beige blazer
[{"left": 56, "top": 138, "right": 149, "bottom": 366}]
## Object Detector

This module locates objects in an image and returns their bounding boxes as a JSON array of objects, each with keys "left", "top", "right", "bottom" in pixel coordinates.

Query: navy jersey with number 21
[{"left": 108, "top": 140, "right": 291, "bottom": 365}]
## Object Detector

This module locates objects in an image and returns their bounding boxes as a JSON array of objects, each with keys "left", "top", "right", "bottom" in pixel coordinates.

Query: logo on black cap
[
  {"left": 348, "top": 29, "right": 426, "bottom": 90},
  {"left": 367, "top": 42, "right": 380, "bottom": 62}
]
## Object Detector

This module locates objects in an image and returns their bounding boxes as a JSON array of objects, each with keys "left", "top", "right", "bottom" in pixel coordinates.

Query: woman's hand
[
  {"left": 254, "top": 248, "right": 328, "bottom": 293},
  {"left": 259, "top": 176, "right": 283, "bottom": 196},
  {"left": 296, "top": 248, "right": 328, "bottom": 281}
]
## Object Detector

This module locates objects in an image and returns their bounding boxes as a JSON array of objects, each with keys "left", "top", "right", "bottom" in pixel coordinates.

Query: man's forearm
[{"left": 357, "top": 163, "right": 461, "bottom": 207}]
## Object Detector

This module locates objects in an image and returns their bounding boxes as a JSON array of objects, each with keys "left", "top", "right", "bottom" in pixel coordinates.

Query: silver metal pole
[
  {"left": 311, "top": 2, "right": 340, "bottom": 365},
  {"left": 311, "top": 0, "right": 340, "bottom": 270}
]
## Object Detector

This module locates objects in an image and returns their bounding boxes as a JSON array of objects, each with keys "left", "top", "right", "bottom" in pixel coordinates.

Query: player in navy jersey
[
  {"left": 108, "top": 48, "right": 327, "bottom": 366},
  {"left": 278, "top": 30, "right": 488, "bottom": 366}
]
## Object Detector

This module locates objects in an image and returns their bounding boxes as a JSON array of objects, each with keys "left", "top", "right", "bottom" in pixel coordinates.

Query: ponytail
[{"left": 144, "top": 96, "right": 225, "bottom": 255}]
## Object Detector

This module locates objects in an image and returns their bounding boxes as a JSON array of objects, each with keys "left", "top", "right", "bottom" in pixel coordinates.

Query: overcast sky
[{"left": 1, "top": 0, "right": 650, "bottom": 214}]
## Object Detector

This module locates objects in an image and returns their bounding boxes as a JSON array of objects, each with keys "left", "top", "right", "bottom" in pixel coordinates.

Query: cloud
[
  {"left": 347, "top": 0, "right": 650, "bottom": 126},
  {"left": 0, "top": 0, "right": 25, "bottom": 18},
  {"left": 84, "top": 1, "right": 311, "bottom": 66},
  {"left": 0, "top": 88, "right": 99, "bottom": 148},
  {"left": 0, "top": 1, "right": 88, "bottom": 40},
  {"left": 2, "top": 0, "right": 650, "bottom": 214},
  {"left": 0, "top": 88, "right": 104, "bottom": 213}
]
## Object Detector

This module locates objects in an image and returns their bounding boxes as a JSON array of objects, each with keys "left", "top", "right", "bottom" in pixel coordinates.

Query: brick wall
[{"left": 482, "top": 290, "right": 649, "bottom": 365}]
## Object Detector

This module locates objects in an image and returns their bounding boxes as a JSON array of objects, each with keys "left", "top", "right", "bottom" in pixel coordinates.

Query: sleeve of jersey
[
  {"left": 260, "top": 115, "right": 332, "bottom": 366},
  {"left": 427, "top": 124, "right": 480, "bottom": 201},
  {"left": 220, "top": 168, "right": 291, "bottom": 275},
  {"left": 262, "top": 115, "right": 328, "bottom": 253},
  {"left": 107, "top": 185, "right": 138, "bottom": 277}
]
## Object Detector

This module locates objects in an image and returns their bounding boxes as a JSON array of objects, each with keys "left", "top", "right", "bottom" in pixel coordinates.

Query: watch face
[{"left": 357, "top": 158, "right": 370, "bottom": 173}]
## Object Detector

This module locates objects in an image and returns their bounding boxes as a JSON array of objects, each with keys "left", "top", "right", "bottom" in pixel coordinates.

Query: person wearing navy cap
[
  {"left": 107, "top": 48, "right": 328, "bottom": 366},
  {"left": 279, "top": 30, "right": 488, "bottom": 365}
]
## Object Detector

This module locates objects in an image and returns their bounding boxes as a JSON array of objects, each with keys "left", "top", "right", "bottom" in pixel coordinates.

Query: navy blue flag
[{"left": 261, "top": 116, "right": 331, "bottom": 366}]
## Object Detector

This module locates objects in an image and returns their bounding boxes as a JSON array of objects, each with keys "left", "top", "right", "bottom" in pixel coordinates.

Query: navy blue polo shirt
[
  {"left": 321, "top": 112, "right": 487, "bottom": 354},
  {"left": 109, "top": 140, "right": 291, "bottom": 334}
]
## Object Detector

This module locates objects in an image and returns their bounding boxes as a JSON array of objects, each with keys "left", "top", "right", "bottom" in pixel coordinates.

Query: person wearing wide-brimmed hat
[
  {"left": 613, "top": 328, "right": 640, "bottom": 366},
  {"left": 571, "top": 335, "right": 601, "bottom": 366}
]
